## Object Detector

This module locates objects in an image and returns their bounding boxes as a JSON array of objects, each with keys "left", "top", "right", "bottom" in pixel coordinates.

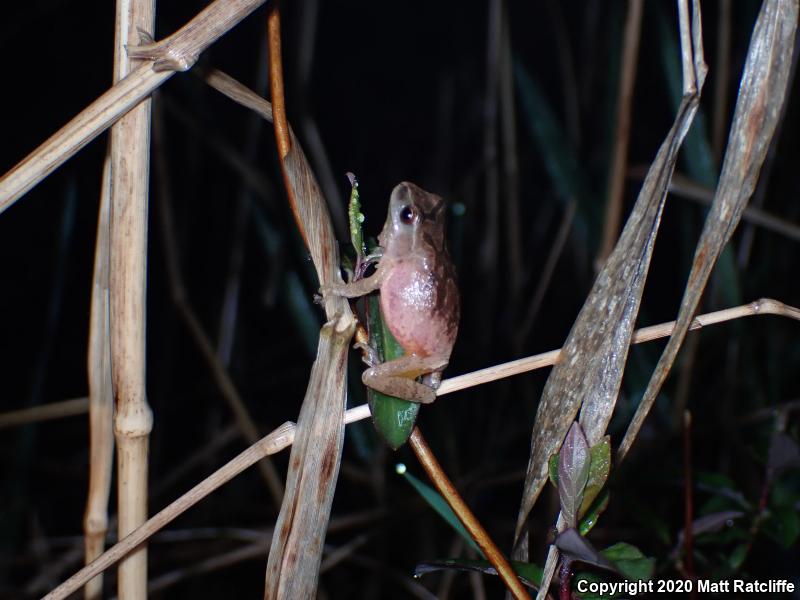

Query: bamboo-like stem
[
  {"left": 597, "top": 0, "right": 644, "bottom": 264},
  {"left": 0, "top": 0, "right": 270, "bottom": 210},
  {"left": 83, "top": 152, "right": 115, "bottom": 600},
  {"left": 0, "top": 397, "right": 88, "bottom": 429},
  {"left": 408, "top": 428, "right": 530, "bottom": 600},
  {"left": 109, "top": 0, "right": 154, "bottom": 596}
]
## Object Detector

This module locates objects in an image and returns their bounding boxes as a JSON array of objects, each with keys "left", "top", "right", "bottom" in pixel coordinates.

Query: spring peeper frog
[{"left": 324, "top": 182, "right": 459, "bottom": 403}]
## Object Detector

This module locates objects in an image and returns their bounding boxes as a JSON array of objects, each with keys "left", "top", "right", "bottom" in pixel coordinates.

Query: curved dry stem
[{"left": 409, "top": 428, "right": 530, "bottom": 600}]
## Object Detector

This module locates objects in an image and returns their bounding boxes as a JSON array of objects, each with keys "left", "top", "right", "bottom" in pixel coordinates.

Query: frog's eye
[{"left": 400, "top": 205, "right": 417, "bottom": 224}]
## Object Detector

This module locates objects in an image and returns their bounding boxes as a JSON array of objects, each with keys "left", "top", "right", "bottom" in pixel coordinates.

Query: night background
[{"left": 1, "top": 1, "right": 799, "bottom": 598}]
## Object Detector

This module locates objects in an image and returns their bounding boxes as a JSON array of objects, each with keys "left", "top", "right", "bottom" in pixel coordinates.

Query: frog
[{"left": 323, "top": 181, "right": 460, "bottom": 404}]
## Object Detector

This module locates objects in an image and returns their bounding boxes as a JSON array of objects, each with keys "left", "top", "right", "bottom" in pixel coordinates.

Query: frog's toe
[{"left": 353, "top": 342, "right": 379, "bottom": 367}]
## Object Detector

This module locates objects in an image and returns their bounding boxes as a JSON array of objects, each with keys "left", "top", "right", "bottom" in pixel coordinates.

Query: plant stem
[{"left": 408, "top": 427, "right": 530, "bottom": 599}]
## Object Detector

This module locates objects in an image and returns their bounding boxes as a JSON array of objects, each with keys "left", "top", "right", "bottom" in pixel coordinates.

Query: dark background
[{"left": 1, "top": 1, "right": 798, "bottom": 597}]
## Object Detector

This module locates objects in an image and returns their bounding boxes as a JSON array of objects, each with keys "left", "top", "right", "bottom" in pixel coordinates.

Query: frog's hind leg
[{"left": 363, "top": 354, "right": 448, "bottom": 404}]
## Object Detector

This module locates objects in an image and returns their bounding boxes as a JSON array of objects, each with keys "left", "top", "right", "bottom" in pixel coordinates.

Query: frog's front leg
[
  {"left": 321, "top": 268, "right": 386, "bottom": 300},
  {"left": 363, "top": 354, "right": 448, "bottom": 404}
]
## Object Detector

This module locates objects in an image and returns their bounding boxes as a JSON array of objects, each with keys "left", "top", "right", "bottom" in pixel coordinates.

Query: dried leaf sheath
[{"left": 264, "top": 316, "right": 355, "bottom": 598}]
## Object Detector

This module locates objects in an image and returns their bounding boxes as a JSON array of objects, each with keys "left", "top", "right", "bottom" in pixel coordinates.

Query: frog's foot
[
  {"left": 126, "top": 29, "right": 198, "bottom": 72},
  {"left": 353, "top": 341, "right": 380, "bottom": 368},
  {"left": 364, "top": 372, "right": 437, "bottom": 404},
  {"left": 363, "top": 354, "right": 448, "bottom": 404}
]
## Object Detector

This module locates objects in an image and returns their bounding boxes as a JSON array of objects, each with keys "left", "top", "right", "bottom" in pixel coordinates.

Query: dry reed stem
[
  {"left": 108, "top": 0, "right": 154, "bottom": 597},
  {"left": 0, "top": 0, "right": 270, "bottom": 210},
  {"left": 0, "top": 397, "right": 88, "bottom": 429},
  {"left": 83, "top": 152, "right": 114, "bottom": 600},
  {"left": 598, "top": 0, "right": 644, "bottom": 264},
  {"left": 409, "top": 428, "right": 530, "bottom": 600},
  {"left": 41, "top": 298, "right": 798, "bottom": 598}
]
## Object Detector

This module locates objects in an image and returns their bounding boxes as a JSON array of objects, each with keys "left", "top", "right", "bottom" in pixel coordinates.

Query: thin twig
[
  {"left": 0, "top": 397, "right": 88, "bottom": 429},
  {"left": 408, "top": 428, "right": 530, "bottom": 600}
]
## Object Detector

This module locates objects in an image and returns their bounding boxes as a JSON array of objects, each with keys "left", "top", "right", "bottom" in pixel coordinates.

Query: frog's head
[{"left": 379, "top": 182, "right": 446, "bottom": 257}]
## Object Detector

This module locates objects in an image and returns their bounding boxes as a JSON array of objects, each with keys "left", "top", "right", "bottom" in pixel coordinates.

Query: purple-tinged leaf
[{"left": 558, "top": 423, "right": 591, "bottom": 529}]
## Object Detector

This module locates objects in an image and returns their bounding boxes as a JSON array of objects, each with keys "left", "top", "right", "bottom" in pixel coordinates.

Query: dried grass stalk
[
  {"left": 83, "top": 153, "right": 114, "bottom": 600},
  {"left": 263, "top": 317, "right": 355, "bottom": 598}
]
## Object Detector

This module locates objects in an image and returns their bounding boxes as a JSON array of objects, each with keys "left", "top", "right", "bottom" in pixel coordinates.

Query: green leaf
[
  {"left": 580, "top": 436, "right": 611, "bottom": 519},
  {"left": 548, "top": 453, "right": 559, "bottom": 487},
  {"left": 579, "top": 488, "right": 610, "bottom": 536},
  {"left": 396, "top": 465, "right": 482, "bottom": 556},
  {"left": 600, "top": 542, "right": 655, "bottom": 581},
  {"left": 762, "top": 506, "right": 800, "bottom": 548},
  {"left": 728, "top": 543, "right": 749, "bottom": 571},
  {"left": 366, "top": 296, "right": 420, "bottom": 449}
]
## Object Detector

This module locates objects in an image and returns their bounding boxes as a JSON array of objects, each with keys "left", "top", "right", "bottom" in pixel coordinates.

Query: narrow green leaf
[
  {"left": 578, "top": 489, "right": 610, "bottom": 536},
  {"left": 580, "top": 437, "right": 611, "bottom": 519},
  {"left": 396, "top": 464, "right": 482, "bottom": 556},
  {"left": 414, "top": 558, "right": 542, "bottom": 588},
  {"left": 728, "top": 543, "right": 749, "bottom": 571},
  {"left": 548, "top": 453, "right": 559, "bottom": 487},
  {"left": 367, "top": 296, "right": 420, "bottom": 449}
]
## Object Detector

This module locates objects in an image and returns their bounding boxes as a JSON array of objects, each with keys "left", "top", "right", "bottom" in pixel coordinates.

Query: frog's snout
[{"left": 391, "top": 181, "right": 413, "bottom": 203}]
